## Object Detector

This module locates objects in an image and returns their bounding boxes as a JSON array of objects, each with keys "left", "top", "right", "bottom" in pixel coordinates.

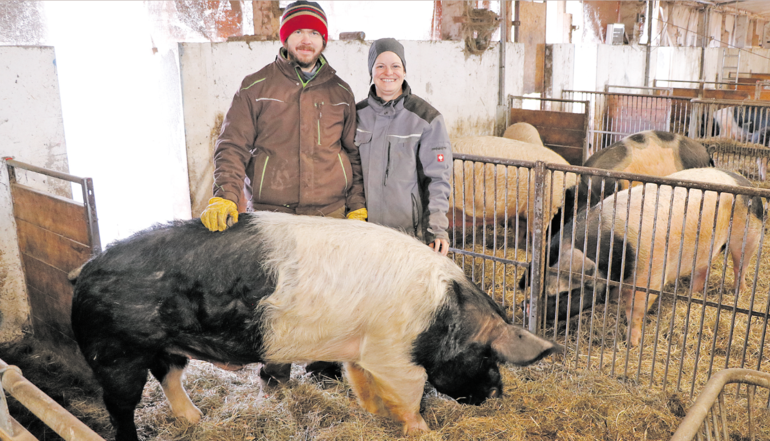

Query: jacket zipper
[
  {"left": 337, "top": 153, "right": 348, "bottom": 192},
  {"left": 258, "top": 156, "right": 269, "bottom": 199},
  {"left": 317, "top": 101, "right": 323, "bottom": 146},
  {"left": 383, "top": 142, "right": 391, "bottom": 186}
]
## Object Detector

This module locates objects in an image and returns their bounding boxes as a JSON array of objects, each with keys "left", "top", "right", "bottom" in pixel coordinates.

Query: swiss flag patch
[{"left": 437, "top": 154, "right": 444, "bottom": 162}]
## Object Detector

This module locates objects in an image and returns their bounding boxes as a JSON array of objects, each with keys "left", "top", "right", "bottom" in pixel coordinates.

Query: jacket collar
[
  {"left": 367, "top": 81, "right": 411, "bottom": 114},
  {"left": 276, "top": 47, "right": 336, "bottom": 87}
]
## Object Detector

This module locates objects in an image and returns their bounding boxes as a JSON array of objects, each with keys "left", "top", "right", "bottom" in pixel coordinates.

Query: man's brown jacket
[{"left": 213, "top": 49, "right": 365, "bottom": 216}]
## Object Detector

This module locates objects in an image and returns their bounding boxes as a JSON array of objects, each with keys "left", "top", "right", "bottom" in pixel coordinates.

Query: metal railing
[
  {"left": 4, "top": 158, "right": 101, "bottom": 254},
  {"left": 0, "top": 358, "right": 104, "bottom": 440},
  {"left": 670, "top": 368, "right": 770, "bottom": 441},
  {"left": 562, "top": 90, "right": 693, "bottom": 155},
  {"left": 449, "top": 154, "right": 770, "bottom": 400}
]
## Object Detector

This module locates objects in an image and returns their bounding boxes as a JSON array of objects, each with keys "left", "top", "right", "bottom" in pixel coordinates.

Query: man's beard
[{"left": 286, "top": 44, "right": 322, "bottom": 69}]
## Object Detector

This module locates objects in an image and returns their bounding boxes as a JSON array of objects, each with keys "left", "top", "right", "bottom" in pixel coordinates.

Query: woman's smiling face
[{"left": 372, "top": 51, "right": 405, "bottom": 102}]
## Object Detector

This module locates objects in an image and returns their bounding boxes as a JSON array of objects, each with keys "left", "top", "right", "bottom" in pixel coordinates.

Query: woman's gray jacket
[{"left": 355, "top": 82, "right": 452, "bottom": 242}]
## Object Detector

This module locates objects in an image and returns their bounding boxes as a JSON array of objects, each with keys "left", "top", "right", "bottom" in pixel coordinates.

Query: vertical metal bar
[
  {"left": 82, "top": 177, "right": 101, "bottom": 254},
  {"left": 682, "top": 192, "right": 716, "bottom": 394},
  {"left": 736, "top": 197, "right": 759, "bottom": 371},
  {"left": 611, "top": 179, "right": 635, "bottom": 377},
  {"left": 747, "top": 385, "right": 755, "bottom": 441},
  {"left": 0, "top": 379, "right": 12, "bottom": 437},
  {"left": 624, "top": 182, "right": 649, "bottom": 378},
  {"left": 647, "top": 184, "right": 678, "bottom": 386},
  {"left": 527, "top": 161, "right": 547, "bottom": 334},
  {"left": 636, "top": 177, "right": 664, "bottom": 368},
  {"left": 712, "top": 196, "right": 738, "bottom": 371},
  {"left": 599, "top": 181, "right": 621, "bottom": 371},
  {"left": 498, "top": 0, "right": 506, "bottom": 107},
  {"left": 663, "top": 187, "right": 693, "bottom": 391}
]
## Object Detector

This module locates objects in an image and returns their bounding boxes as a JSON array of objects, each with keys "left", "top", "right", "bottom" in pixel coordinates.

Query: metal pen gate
[
  {"left": 449, "top": 154, "right": 770, "bottom": 402},
  {"left": 689, "top": 99, "right": 770, "bottom": 182},
  {"left": 562, "top": 90, "right": 693, "bottom": 156}
]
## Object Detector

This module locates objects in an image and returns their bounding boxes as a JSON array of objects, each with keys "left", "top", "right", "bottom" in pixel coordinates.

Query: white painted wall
[
  {"left": 0, "top": 46, "right": 69, "bottom": 344},
  {"left": 181, "top": 40, "right": 524, "bottom": 215},
  {"left": 547, "top": 44, "right": 575, "bottom": 110},
  {"left": 45, "top": 1, "right": 191, "bottom": 248},
  {"left": 653, "top": 47, "right": 703, "bottom": 85}
]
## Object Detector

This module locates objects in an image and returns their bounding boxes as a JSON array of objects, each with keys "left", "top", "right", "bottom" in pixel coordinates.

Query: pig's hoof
[
  {"left": 177, "top": 405, "right": 202, "bottom": 424},
  {"left": 403, "top": 418, "right": 430, "bottom": 435}
]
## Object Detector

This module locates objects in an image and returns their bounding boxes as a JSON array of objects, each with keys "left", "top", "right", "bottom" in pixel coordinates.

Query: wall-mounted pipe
[
  {"left": 498, "top": 0, "right": 508, "bottom": 106},
  {"left": 0, "top": 358, "right": 104, "bottom": 441}
]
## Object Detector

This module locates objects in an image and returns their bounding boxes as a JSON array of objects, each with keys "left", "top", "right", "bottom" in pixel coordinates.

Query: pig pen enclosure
[
  {"left": 4, "top": 161, "right": 770, "bottom": 440},
  {"left": 4, "top": 117, "right": 770, "bottom": 440}
]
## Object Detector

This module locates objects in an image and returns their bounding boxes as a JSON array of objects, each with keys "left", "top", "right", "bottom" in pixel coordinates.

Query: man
[{"left": 200, "top": 0, "right": 365, "bottom": 385}]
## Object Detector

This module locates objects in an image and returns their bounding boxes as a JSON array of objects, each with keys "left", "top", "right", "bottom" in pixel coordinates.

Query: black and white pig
[
  {"left": 529, "top": 168, "right": 762, "bottom": 347},
  {"left": 70, "top": 212, "right": 561, "bottom": 441},
  {"left": 710, "top": 106, "right": 770, "bottom": 180},
  {"left": 551, "top": 131, "right": 713, "bottom": 235}
]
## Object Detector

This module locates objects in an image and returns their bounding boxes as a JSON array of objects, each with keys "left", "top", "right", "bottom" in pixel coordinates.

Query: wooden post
[{"left": 252, "top": 1, "right": 281, "bottom": 40}]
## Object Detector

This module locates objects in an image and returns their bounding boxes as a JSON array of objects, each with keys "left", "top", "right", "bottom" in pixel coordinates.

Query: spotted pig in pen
[
  {"left": 552, "top": 130, "right": 713, "bottom": 234},
  {"left": 68, "top": 212, "right": 561, "bottom": 440},
  {"left": 522, "top": 168, "right": 763, "bottom": 347}
]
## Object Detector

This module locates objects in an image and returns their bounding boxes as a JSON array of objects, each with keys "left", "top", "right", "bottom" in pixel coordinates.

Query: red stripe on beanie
[{"left": 280, "top": 6, "right": 328, "bottom": 42}]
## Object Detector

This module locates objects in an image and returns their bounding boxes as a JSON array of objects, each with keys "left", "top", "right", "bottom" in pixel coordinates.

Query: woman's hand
[{"left": 429, "top": 238, "right": 450, "bottom": 256}]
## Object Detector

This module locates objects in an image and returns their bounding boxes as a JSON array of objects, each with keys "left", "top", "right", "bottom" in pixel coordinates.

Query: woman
[{"left": 355, "top": 38, "right": 453, "bottom": 255}]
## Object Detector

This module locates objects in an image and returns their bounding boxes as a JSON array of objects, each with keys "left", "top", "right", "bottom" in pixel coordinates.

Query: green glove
[
  {"left": 346, "top": 207, "right": 368, "bottom": 221},
  {"left": 201, "top": 197, "right": 238, "bottom": 232}
]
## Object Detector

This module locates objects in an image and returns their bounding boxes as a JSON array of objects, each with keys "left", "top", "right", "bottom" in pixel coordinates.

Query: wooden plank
[
  {"left": 539, "top": 129, "right": 586, "bottom": 147},
  {"left": 509, "top": 109, "right": 586, "bottom": 130},
  {"left": 27, "top": 284, "right": 75, "bottom": 342},
  {"left": 545, "top": 144, "right": 583, "bottom": 165},
  {"left": 703, "top": 89, "right": 751, "bottom": 100},
  {"left": 16, "top": 219, "right": 92, "bottom": 272},
  {"left": 21, "top": 253, "right": 74, "bottom": 307},
  {"left": 11, "top": 183, "right": 89, "bottom": 244},
  {"left": 672, "top": 88, "right": 699, "bottom": 98}
]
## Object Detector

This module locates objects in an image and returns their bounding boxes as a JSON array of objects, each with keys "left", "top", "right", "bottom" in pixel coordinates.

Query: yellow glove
[
  {"left": 201, "top": 197, "right": 239, "bottom": 232},
  {"left": 346, "top": 207, "right": 368, "bottom": 221}
]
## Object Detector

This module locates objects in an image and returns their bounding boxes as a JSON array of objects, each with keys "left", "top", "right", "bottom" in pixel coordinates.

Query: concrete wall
[
  {"left": 180, "top": 39, "right": 524, "bottom": 216},
  {"left": 653, "top": 47, "right": 703, "bottom": 85},
  {"left": 0, "top": 46, "right": 69, "bottom": 344}
]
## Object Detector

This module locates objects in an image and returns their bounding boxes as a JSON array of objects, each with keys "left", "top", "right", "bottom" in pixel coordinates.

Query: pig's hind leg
[
  {"left": 151, "top": 353, "right": 202, "bottom": 424},
  {"left": 89, "top": 351, "right": 154, "bottom": 441}
]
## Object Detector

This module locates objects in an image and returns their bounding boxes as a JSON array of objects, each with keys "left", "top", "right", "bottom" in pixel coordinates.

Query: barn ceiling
[{"left": 708, "top": 0, "right": 770, "bottom": 18}]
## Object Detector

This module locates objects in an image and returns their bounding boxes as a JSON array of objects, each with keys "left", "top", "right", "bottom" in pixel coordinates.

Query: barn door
[{"left": 4, "top": 158, "right": 100, "bottom": 367}]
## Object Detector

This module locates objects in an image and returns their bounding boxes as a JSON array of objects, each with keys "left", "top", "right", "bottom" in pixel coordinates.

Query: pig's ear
[
  {"left": 545, "top": 248, "right": 596, "bottom": 295},
  {"left": 491, "top": 325, "right": 563, "bottom": 366}
]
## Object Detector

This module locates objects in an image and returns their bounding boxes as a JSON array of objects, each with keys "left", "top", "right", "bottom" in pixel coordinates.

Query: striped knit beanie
[{"left": 279, "top": 1, "right": 328, "bottom": 43}]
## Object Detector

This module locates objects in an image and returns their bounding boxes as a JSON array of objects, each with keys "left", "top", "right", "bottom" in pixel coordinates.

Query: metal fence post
[{"left": 528, "top": 161, "right": 547, "bottom": 334}]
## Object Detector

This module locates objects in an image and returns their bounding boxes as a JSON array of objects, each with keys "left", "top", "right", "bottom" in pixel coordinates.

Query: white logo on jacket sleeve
[{"left": 437, "top": 154, "right": 444, "bottom": 162}]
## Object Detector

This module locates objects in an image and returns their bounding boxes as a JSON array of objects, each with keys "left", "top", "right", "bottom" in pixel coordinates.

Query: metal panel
[
  {"left": 450, "top": 153, "right": 770, "bottom": 400},
  {"left": 3, "top": 158, "right": 100, "bottom": 357},
  {"left": 562, "top": 90, "right": 693, "bottom": 156}
]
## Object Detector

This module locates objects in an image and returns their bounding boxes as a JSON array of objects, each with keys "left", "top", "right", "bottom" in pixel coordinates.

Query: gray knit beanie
[{"left": 368, "top": 38, "right": 406, "bottom": 79}]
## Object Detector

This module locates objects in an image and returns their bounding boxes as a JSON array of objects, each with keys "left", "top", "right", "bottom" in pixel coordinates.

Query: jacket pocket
[
  {"left": 386, "top": 135, "right": 419, "bottom": 183},
  {"left": 354, "top": 130, "right": 372, "bottom": 147},
  {"left": 318, "top": 101, "right": 347, "bottom": 147}
]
